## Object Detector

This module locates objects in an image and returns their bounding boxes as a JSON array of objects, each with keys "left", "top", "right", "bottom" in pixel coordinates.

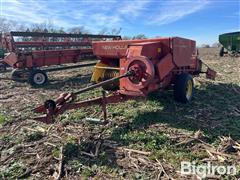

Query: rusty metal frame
[
  {"left": 33, "top": 71, "right": 134, "bottom": 123},
  {"left": 1, "top": 31, "right": 121, "bottom": 69}
]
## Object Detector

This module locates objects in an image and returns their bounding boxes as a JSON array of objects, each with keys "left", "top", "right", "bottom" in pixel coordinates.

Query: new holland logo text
[{"left": 102, "top": 45, "right": 127, "bottom": 50}]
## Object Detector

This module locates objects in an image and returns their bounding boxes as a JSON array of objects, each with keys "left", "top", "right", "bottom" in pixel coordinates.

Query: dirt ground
[{"left": 0, "top": 48, "right": 239, "bottom": 179}]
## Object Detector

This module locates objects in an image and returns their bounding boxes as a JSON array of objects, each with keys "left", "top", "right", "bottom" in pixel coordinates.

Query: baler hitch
[
  {"left": 33, "top": 71, "right": 135, "bottom": 124},
  {"left": 201, "top": 61, "right": 217, "bottom": 80}
]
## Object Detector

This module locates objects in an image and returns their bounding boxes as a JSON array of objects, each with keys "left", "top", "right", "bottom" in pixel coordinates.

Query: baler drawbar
[{"left": 33, "top": 71, "right": 134, "bottom": 124}]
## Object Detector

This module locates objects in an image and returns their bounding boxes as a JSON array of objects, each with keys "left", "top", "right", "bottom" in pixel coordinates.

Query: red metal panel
[
  {"left": 172, "top": 37, "right": 196, "bottom": 67},
  {"left": 92, "top": 38, "right": 170, "bottom": 59},
  {"left": 2, "top": 31, "right": 119, "bottom": 69},
  {"left": 21, "top": 49, "right": 93, "bottom": 68},
  {"left": 3, "top": 52, "right": 17, "bottom": 67},
  {"left": 15, "top": 41, "right": 92, "bottom": 47},
  {"left": 156, "top": 53, "right": 174, "bottom": 80},
  {"left": 130, "top": 42, "right": 162, "bottom": 60}
]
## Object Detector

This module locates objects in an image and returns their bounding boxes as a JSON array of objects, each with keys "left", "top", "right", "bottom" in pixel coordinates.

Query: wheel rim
[
  {"left": 33, "top": 73, "right": 45, "bottom": 85},
  {"left": 186, "top": 80, "right": 193, "bottom": 100}
]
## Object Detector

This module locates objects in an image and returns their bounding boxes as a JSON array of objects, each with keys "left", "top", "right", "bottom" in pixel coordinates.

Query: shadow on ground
[
  {"left": 41, "top": 74, "right": 92, "bottom": 90},
  {"left": 110, "top": 82, "right": 240, "bottom": 144},
  {"left": 66, "top": 82, "right": 240, "bottom": 176}
]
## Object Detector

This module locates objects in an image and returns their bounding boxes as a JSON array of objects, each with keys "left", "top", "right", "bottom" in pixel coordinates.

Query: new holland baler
[{"left": 34, "top": 37, "right": 216, "bottom": 123}]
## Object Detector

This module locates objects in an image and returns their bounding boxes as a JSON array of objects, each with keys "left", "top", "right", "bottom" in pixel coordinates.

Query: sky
[{"left": 0, "top": 0, "right": 239, "bottom": 45}]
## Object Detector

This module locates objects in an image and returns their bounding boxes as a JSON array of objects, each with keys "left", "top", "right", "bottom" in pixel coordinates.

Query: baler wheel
[
  {"left": 29, "top": 69, "right": 48, "bottom": 87},
  {"left": 174, "top": 73, "right": 194, "bottom": 103}
]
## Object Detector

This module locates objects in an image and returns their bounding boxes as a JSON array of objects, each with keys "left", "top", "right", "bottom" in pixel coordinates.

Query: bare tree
[
  {"left": 201, "top": 44, "right": 210, "bottom": 48},
  {"left": 212, "top": 42, "right": 220, "bottom": 48},
  {"left": 98, "top": 27, "right": 109, "bottom": 35},
  {"left": 0, "top": 18, "right": 15, "bottom": 33},
  {"left": 132, "top": 34, "right": 147, "bottom": 39},
  {"left": 111, "top": 28, "right": 122, "bottom": 35},
  {"left": 68, "top": 26, "right": 89, "bottom": 34},
  {"left": 122, "top": 36, "right": 132, "bottom": 40},
  {"left": 98, "top": 27, "right": 122, "bottom": 35}
]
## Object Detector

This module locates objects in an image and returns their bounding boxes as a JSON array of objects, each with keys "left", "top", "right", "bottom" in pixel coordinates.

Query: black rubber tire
[
  {"left": 0, "top": 63, "right": 6, "bottom": 72},
  {"left": 11, "top": 69, "right": 27, "bottom": 82},
  {"left": 219, "top": 47, "right": 224, "bottom": 57},
  {"left": 28, "top": 69, "right": 48, "bottom": 87},
  {"left": 44, "top": 100, "right": 56, "bottom": 110},
  {"left": 174, "top": 73, "right": 194, "bottom": 103}
]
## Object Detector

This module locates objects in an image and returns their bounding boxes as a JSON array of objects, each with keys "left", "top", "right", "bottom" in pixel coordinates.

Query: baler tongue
[
  {"left": 199, "top": 60, "right": 217, "bottom": 80},
  {"left": 33, "top": 93, "right": 74, "bottom": 124},
  {"left": 34, "top": 114, "right": 55, "bottom": 124},
  {"left": 206, "top": 67, "right": 217, "bottom": 80},
  {"left": 33, "top": 71, "right": 134, "bottom": 124}
]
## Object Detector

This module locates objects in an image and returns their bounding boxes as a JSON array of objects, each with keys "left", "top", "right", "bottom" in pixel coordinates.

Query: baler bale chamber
[{"left": 34, "top": 37, "right": 216, "bottom": 124}]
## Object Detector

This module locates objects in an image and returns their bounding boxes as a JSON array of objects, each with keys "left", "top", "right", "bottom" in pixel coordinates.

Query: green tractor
[{"left": 219, "top": 31, "right": 240, "bottom": 57}]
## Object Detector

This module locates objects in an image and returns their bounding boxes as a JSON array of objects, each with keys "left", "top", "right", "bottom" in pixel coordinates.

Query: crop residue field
[{"left": 0, "top": 48, "right": 239, "bottom": 179}]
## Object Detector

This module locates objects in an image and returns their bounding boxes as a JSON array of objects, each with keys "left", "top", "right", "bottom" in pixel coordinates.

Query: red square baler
[{"left": 34, "top": 37, "right": 216, "bottom": 124}]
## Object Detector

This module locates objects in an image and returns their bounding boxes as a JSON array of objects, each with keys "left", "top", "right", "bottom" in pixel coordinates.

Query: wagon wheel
[
  {"left": 11, "top": 69, "right": 29, "bottom": 82},
  {"left": 28, "top": 69, "right": 48, "bottom": 87},
  {"left": 0, "top": 63, "right": 6, "bottom": 72},
  {"left": 219, "top": 47, "right": 224, "bottom": 57}
]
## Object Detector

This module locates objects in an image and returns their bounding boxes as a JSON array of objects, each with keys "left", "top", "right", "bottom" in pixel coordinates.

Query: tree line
[
  {"left": 1, "top": 18, "right": 220, "bottom": 45},
  {"left": 0, "top": 18, "right": 147, "bottom": 40}
]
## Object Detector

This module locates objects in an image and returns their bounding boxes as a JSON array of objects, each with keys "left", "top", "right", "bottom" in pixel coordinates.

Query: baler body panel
[
  {"left": 92, "top": 38, "right": 171, "bottom": 59},
  {"left": 92, "top": 37, "right": 202, "bottom": 96},
  {"left": 172, "top": 37, "right": 197, "bottom": 67},
  {"left": 156, "top": 53, "right": 174, "bottom": 81}
]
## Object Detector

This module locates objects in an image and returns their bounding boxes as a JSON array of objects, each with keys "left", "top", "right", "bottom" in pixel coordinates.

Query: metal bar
[
  {"left": 30, "top": 48, "right": 93, "bottom": 54},
  {"left": 43, "top": 62, "right": 97, "bottom": 72},
  {"left": 10, "top": 31, "right": 121, "bottom": 39},
  {"left": 15, "top": 41, "right": 92, "bottom": 47},
  {"left": 102, "top": 91, "right": 107, "bottom": 121},
  {"left": 94, "top": 66, "right": 120, "bottom": 70},
  {"left": 65, "top": 93, "right": 133, "bottom": 112},
  {"left": 74, "top": 71, "right": 133, "bottom": 95}
]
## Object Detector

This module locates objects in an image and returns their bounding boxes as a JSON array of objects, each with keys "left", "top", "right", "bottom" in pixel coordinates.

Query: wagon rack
[
  {"left": 0, "top": 31, "right": 121, "bottom": 86},
  {"left": 34, "top": 37, "right": 217, "bottom": 124}
]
